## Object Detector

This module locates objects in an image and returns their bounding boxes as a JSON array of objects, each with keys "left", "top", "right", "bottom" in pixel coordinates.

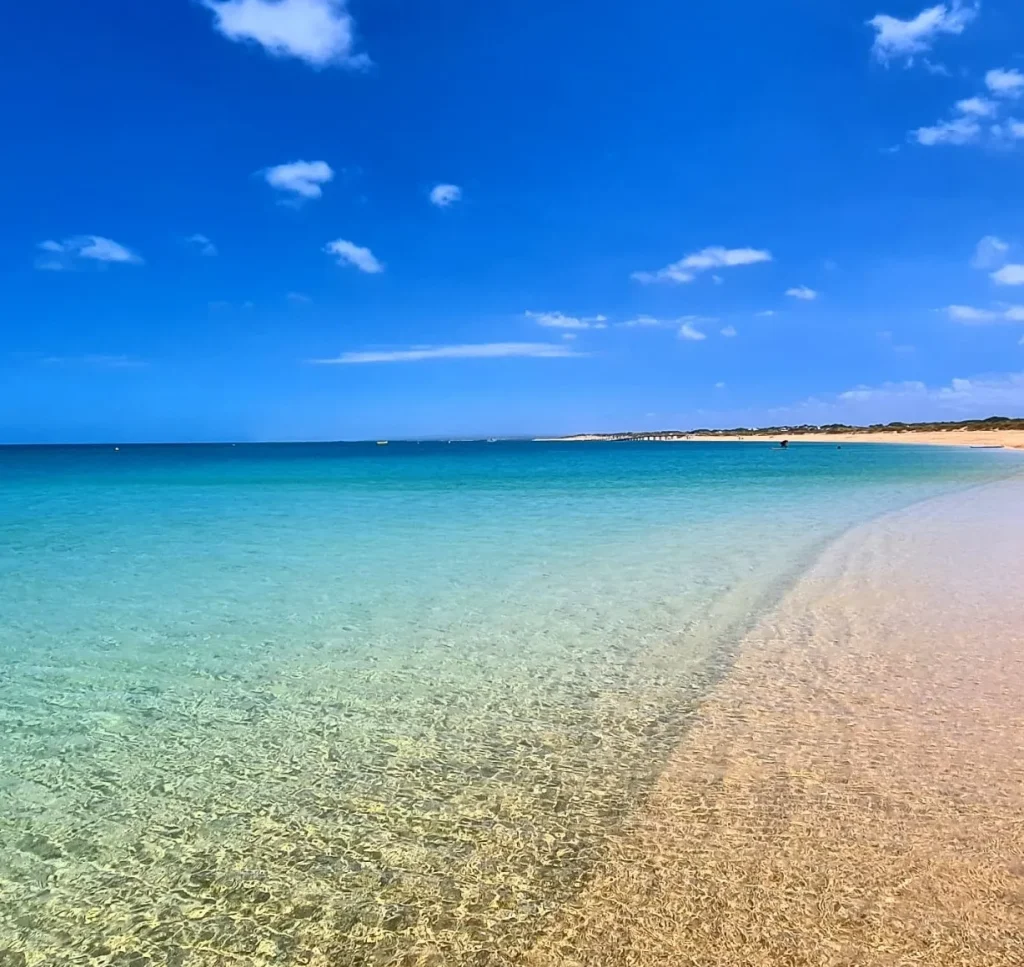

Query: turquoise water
[{"left": 0, "top": 442, "right": 1019, "bottom": 966}]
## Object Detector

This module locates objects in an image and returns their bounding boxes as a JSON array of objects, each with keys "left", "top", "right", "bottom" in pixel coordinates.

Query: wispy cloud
[
  {"left": 264, "top": 160, "right": 334, "bottom": 201},
  {"left": 837, "top": 372, "right": 1024, "bottom": 413},
  {"left": 429, "top": 184, "right": 462, "bottom": 207},
  {"left": 287, "top": 291, "right": 313, "bottom": 304},
  {"left": 946, "top": 303, "right": 1024, "bottom": 323},
  {"left": 720, "top": 325, "right": 738, "bottom": 337},
  {"left": 36, "top": 236, "right": 143, "bottom": 271},
  {"left": 986, "top": 68, "right": 1024, "bottom": 97},
  {"left": 867, "top": 2, "right": 977, "bottom": 67},
  {"left": 619, "top": 315, "right": 666, "bottom": 328},
  {"left": 678, "top": 321, "right": 707, "bottom": 341},
  {"left": 41, "top": 354, "right": 146, "bottom": 369},
  {"left": 955, "top": 96, "right": 997, "bottom": 117},
  {"left": 991, "top": 263, "right": 1024, "bottom": 285},
  {"left": 310, "top": 343, "right": 584, "bottom": 364},
  {"left": 632, "top": 245, "right": 771, "bottom": 285},
  {"left": 201, "top": 0, "right": 369, "bottom": 69},
  {"left": 186, "top": 233, "right": 218, "bottom": 256},
  {"left": 526, "top": 311, "right": 607, "bottom": 330},
  {"left": 912, "top": 115, "right": 981, "bottom": 146},
  {"left": 786, "top": 285, "right": 818, "bottom": 301},
  {"left": 971, "top": 235, "right": 1009, "bottom": 270},
  {"left": 324, "top": 238, "right": 384, "bottom": 273},
  {"left": 912, "top": 70, "right": 1024, "bottom": 148},
  {"left": 755, "top": 309, "right": 777, "bottom": 318}
]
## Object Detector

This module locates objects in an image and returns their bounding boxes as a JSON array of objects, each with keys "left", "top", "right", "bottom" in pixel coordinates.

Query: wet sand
[{"left": 529, "top": 477, "right": 1024, "bottom": 966}]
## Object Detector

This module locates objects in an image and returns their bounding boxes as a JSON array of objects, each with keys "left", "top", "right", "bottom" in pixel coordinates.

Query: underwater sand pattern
[{"left": 530, "top": 478, "right": 1024, "bottom": 966}]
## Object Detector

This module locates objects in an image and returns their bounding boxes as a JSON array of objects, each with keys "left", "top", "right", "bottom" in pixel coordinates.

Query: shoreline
[
  {"left": 528, "top": 474, "right": 1024, "bottom": 966},
  {"left": 537, "top": 428, "right": 1024, "bottom": 449}
]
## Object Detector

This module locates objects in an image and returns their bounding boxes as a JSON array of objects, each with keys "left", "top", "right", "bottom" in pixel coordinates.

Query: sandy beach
[
  {"left": 544, "top": 429, "right": 1024, "bottom": 449},
  {"left": 528, "top": 475, "right": 1024, "bottom": 966}
]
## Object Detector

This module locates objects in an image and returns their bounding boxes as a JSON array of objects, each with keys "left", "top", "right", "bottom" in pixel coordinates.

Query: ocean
[{"left": 0, "top": 441, "right": 1018, "bottom": 966}]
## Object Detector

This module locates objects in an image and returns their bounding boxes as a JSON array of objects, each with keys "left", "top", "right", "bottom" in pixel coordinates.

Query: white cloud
[
  {"left": 836, "top": 372, "right": 1024, "bottom": 413},
  {"left": 526, "top": 311, "right": 607, "bottom": 330},
  {"left": 36, "top": 236, "right": 143, "bottom": 270},
  {"left": 714, "top": 381, "right": 726, "bottom": 389},
  {"left": 720, "top": 325, "right": 738, "bottom": 337},
  {"left": 678, "top": 321, "right": 706, "bottom": 341},
  {"left": 945, "top": 303, "right": 1024, "bottom": 323},
  {"left": 912, "top": 116, "right": 981, "bottom": 145},
  {"left": 429, "top": 184, "right": 462, "bottom": 207},
  {"left": 991, "top": 119, "right": 1024, "bottom": 143},
  {"left": 310, "top": 342, "right": 583, "bottom": 364},
  {"left": 867, "top": 3, "right": 977, "bottom": 67},
  {"left": 561, "top": 333, "right": 577, "bottom": 341},
  {"left": 971, "top": 235, "right": 1010, "bottom": 270},
  {"left": 287, "top": 291, "right": 312, "bottom": 303},
  {"left": 991, "top": 263, "right": 1024, "bottom": 285},
  {"left": 325, "top": 239, "right": 383, "bottom": 273},
  {"left": 632, "top": 245, "right": 771, "bottom": 284},
  {"left": 264, "top": 160, "right": 334, "bottom": 200},
  {"left": 619, "top": 315, "right": 666, "bottom": 328},
  {"left": 755, "top": 309, "right": 777, "bottom": 318},
  {"left": 986, "top": 68, "right": 1024, "bottom": 97},
  {"left": 786, "top": 285, "right": 818, "bottom": 301},
  {"left": 186, "top": 233, "right": 218, "bottom": 256},
  {"left": 955, "top": 96, "right": 997, "bottom": 117},
  {"left": 201, "top": 0, "right": 369, "bottom": 69},
  {"left": 42, "top": 354, "right": 146, "bottom": 369}
]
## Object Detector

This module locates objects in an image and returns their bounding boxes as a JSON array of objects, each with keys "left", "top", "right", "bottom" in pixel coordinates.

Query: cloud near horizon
[
  {"left": 309, "top": 343, "right": 584, "bottom": 364},
  {"left": 837, "top": 372, "right": 1024, "bottom": 412},
  {"left": 631, "top": 245, "right": 771, "bottom": 284},
  {"left": 201, "top": 0, "right": 370, "bottom": 69}
]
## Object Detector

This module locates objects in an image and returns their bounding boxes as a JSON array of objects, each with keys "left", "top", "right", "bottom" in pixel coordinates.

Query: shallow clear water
[{"left": 0, "top": 442, "right": 1018, "bottom": 966}]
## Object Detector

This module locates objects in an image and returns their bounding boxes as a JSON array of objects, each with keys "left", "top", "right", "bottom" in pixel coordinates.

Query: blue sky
[{"left": 2, "top": 0, "right": 1024, "bottom": 442}]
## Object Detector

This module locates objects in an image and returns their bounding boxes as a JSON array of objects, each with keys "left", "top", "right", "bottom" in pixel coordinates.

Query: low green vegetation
[{"left": 567, "top": 416, "right": 1024, "bottom": 441}]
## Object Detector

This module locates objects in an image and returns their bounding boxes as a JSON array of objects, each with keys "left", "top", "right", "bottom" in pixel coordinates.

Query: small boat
[
  {"left": 376, "top": 440, "right": 389, "bottom": 446},
  {"left": 970, "top": 445, "right": 1003, "bottom": 449}
]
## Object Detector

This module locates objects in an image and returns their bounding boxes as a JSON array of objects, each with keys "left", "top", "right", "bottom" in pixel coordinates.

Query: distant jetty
[{"left": 535, "top": 416, "right": 1024, "bottom": 449}]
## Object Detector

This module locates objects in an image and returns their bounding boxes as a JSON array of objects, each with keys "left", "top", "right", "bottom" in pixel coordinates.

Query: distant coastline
[{"left": 536, "top": 416, "right": 1024, "bottom": 449}]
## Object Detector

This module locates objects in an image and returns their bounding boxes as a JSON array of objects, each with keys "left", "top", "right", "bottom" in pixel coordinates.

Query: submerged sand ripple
[{"left": 530, "top": 479, "right": 1024, "bottom": 966}]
